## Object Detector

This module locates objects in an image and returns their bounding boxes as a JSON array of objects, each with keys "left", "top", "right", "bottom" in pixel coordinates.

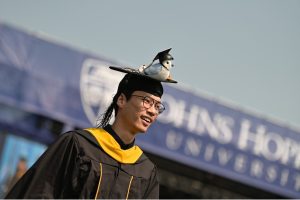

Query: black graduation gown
[{"left": 5, "top": 128, "right": 159, "bottom": 199}]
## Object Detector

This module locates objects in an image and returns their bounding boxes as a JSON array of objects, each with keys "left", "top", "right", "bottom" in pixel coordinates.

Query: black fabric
[
  {"left": 5, "top": 130, "right": 159, "bottom": 199},
  {"left": 118, "top": 73, "right": 163, "bottom": 97},
  {"left": 103, "top": 125, "right": 135, "bottom": 150}
]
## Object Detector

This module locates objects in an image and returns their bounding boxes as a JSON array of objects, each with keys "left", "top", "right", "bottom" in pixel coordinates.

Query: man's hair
[{"left": 97, "top": 91, "right": 131, "bottom": 128}]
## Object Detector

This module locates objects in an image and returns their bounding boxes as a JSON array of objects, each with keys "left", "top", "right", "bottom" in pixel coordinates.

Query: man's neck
[
  {"left": 110, "top": 123, "right": 136, "bottom": 145},
  {"left": 104, "top": 124, "right": 135, "bottom": 150}
]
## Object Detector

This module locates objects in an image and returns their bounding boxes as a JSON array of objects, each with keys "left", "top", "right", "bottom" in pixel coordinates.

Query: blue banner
[{"left": 0, "top": 23, "right": 300, "bottom": 198}]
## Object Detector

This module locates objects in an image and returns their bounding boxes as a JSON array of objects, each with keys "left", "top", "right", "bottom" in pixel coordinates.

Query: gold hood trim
[{"left": 85, "top": 128, "right": 143, "bottom": 164}]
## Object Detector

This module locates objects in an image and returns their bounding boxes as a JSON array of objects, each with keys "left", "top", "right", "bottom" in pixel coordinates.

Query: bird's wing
[{"left": 144, "top": 64, "right": 163, "bottom": 75}]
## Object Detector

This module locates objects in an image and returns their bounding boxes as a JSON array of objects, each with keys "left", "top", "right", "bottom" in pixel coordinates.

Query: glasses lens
[
  {"left": 142, "top": 97, "right": 152, "bottom": 109},
  {"left": 156, "top": 103, "right": 165, "bottom": 114},
  {"left": 138, "top": 95, "right": 165, "bottom": 114}
]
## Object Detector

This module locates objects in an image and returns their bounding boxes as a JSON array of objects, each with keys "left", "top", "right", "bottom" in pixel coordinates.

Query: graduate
[{"left": 5, "top": 49, "right": 177, "bottom": 199}]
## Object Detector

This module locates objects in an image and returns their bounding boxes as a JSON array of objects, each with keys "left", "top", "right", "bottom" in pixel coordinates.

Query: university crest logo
[{"left": 80, "top": 58, "right": 122, "bottom": 125}]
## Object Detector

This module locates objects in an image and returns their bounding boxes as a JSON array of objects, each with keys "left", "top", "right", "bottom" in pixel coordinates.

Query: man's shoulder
[{"left": 60, "top": 128, "right": 99, "bottom": 145}]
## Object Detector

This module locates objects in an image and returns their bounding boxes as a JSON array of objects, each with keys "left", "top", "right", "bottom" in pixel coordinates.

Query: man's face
[{"left": 117, "top": 91, "right": 162, "bottom": 134}]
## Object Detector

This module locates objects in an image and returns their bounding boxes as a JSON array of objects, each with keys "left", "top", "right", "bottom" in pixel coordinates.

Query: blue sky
[{"left": 0, "top": 0, "right": 299, "bottom": 127}]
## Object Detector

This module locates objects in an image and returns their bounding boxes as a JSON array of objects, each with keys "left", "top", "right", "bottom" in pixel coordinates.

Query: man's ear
[{"left": 116, "top": 93, "right": 127, "bottom": 108}]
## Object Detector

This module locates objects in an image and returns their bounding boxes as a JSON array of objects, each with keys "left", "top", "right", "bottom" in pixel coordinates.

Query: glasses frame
[{"left": 131, "top": 95, "right": 165, "bottom": 114}]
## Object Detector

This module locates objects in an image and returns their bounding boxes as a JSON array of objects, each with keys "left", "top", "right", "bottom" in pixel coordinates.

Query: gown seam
[
  {"left": 94, "top": 162, "right": 103, "bottom": 199},
  {"left": 126, "top": 176, "right": 134, "bottom": 200}
]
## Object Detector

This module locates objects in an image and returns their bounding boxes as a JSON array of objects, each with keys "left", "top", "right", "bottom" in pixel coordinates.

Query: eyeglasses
[{"left": 131, "top": 95, "right": 165, "bottom": 114}]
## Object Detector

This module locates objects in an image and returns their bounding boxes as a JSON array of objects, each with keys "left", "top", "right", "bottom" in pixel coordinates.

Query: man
[{"left": 5, "top": 49, "right": 176, "bottom": 199}]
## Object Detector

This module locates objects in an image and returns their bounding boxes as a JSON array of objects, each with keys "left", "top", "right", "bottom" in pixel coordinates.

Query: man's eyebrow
[{"left": 147, "top": 96, "right": 162, "bottom": 103}]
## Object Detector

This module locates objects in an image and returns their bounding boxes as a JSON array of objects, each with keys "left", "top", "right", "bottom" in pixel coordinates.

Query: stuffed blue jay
[{"left": 109, "top": 48, "right": 177, "bottom": 83}]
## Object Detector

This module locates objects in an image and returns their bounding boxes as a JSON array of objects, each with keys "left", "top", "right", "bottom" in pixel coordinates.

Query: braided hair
[{"left": 97, "top": 91, "right": 132, "bottom": 128}]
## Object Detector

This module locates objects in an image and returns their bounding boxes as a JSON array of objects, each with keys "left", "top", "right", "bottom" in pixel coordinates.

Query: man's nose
[{"left": 147, "top": 104, "right": 158, "bottom": 116}]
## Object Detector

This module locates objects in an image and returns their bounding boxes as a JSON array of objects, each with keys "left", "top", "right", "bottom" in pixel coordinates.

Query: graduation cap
[
  {"left": 153, "top": 48, "right": 174, "bottom": 63},
  {"left": 109, "top": 48, "right": 177, "bottom": 84},
  {"left": 116, "top": 73, "right": 164, "bottom": 97}
]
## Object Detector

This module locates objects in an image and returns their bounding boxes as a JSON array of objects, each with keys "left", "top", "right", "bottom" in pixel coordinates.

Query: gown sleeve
[
  {"left": 143, "top": 165, "right": 159, "bottom": 199},
  {"left": 5, "top": 132, "right": 80, "bottom": 199}
]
